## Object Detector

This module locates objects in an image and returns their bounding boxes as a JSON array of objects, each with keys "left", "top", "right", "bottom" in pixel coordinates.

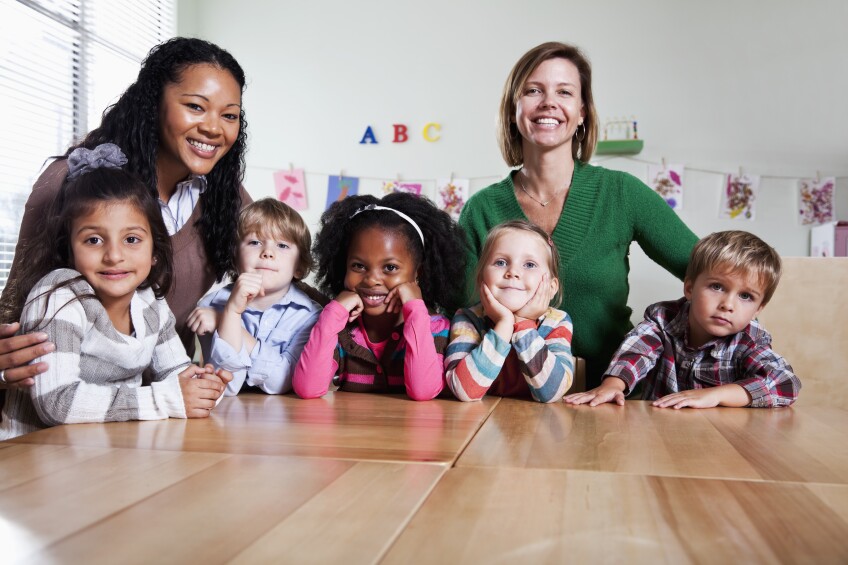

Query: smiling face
[
  {"left": 515, "top": 57, "right": 584, "bottom": 157},
  {"left": 684, "top": 267, "right": 766, "bottom": 348},
  {"left": 237, "top": 231, "right": 301, "bottom": 304},
  {"left": 343, "top": 226, "right": 418, "bottom": 317},
  {"left": 156, "top": 63, "right": 242, "bottom": 194},
  {"left": 480, "top": 229, "right": 558, "bottom": 313},
  {"left": 71, "top": 200, "right": 154, "bottom": 314}
]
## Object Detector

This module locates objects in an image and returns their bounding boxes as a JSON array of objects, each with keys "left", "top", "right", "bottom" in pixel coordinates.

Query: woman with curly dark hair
[
  {"left": 293, "top": 192, "right": 468, "bottom": 401},
  {"left": 0, "top": 37, "right": 250, "bottom": 389}
]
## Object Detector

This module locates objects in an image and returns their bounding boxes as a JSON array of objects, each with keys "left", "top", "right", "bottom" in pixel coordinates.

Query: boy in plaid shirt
[{"left": 565, "top": 230, "right": 800, "bottom": 409}]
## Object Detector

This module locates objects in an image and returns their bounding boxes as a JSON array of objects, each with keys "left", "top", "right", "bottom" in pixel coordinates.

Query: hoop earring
[{"left": 575, "top": 122, "right": 586, "bottom": 142}]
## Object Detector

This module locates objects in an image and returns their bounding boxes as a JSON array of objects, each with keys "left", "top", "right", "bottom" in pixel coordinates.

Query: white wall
[{"left": 178, "top": 0, "right": 848, "bottom": 322}]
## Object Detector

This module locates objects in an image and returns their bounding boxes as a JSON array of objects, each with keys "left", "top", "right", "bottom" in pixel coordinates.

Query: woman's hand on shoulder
[
  {"left": 384, "top": 281, "right": 422, "bottom": 314},
  {"left": 335, "top": 290, "right": 364, "bottom": 323},
  {"left": 0, "top": 323, "right": 54, "bottom": 389}
]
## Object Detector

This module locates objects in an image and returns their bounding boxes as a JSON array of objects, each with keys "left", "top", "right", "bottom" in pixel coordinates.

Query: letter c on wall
[{"left": 423, "top": 122, "right": 441, "bottom": 142}]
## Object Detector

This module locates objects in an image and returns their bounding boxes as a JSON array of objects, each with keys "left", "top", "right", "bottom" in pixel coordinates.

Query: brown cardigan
[{"left": 4, "top": 159, "right": 252, "bottom": 355}]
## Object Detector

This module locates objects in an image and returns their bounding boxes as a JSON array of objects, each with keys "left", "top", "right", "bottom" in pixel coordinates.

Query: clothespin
[
  {"left": 450, "top": 171, "right": 455, "bottom": 183},
  {"left": 738, "top": 166, "right": 744, "bottom": 179},
  {"left": 339, "top": 169, "right": 344, "bottom": 182},
  {"left": 816, "top": 170, "right": 821, "bottom": 183},
  {"left": 661, "top": 157, "right": 668, "bottom": 170},
  {"left": 289, "top": 162, "right": 294, "bottom": 172}
]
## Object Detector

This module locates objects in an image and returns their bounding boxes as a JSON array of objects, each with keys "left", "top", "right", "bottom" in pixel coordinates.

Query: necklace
[{"left": 516, "top": 171, "right": 567, "bottom": 207}]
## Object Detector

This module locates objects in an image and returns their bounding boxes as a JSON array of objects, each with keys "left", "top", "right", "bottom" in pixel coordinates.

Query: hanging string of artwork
[{"left": 254, "top": 159, "right": 844, "bottom": 226}]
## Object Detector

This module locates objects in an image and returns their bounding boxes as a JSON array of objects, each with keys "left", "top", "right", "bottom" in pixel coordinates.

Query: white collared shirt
[{"left": 159, "top": 175, "right": 207, "bottom": 235}]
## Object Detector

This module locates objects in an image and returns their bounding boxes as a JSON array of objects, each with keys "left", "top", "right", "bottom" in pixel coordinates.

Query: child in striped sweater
[
  {"left": 293, "top": 192, "right": 467, "bottom": 401},
  {"left": 445, "top": 220, "right": 574, "bottom": 402},
  {"left": 0, "top": 144, "right": 230, "bottom": 439}
]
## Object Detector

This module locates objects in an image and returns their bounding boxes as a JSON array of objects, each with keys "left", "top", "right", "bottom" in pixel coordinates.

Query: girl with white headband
[{"left": 293, "top": 192, "right": 467, "bottom": 400}]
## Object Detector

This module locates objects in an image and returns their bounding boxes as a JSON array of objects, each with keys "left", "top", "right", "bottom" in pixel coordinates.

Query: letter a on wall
[{"left": 359, "top": 126, "right": 378, "bottom": 144}]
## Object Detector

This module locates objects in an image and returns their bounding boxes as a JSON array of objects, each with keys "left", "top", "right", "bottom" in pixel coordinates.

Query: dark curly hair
[
  {"left": 1, "top": 168, "right": 174, "bottom": 323},
  {"left": 69, "top": 37, "right": 247, "bottom": 280},
  {"left": 313, "top": 192, "right": 468, "bottom": 315}
]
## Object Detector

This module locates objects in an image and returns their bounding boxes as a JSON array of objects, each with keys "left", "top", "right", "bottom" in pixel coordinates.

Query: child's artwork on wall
[
  {"left": 326, "top": 175, "right": 359, "bottom": 209},
  {"left": 720, "top": 173, "right": 760, "bottom": 220},
  {"left": 273, "top": 168, "right": 307, "bottom": 211},
  {"left": 436, "top": 177, "right": 469, "bottom": 220},
  {"left": 798, "top": 177, "right": 835, "bottom": 225},
  {"left": 647, "top": 164, "right": 684, "bottom": 210},
  {"left": 382, "top": 181, "right": 422, "bottom": 195}
]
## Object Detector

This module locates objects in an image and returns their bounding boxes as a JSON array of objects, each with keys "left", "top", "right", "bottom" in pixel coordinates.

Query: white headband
[{"left": 350, "top": 204, "right": 425, "bottom": 248}]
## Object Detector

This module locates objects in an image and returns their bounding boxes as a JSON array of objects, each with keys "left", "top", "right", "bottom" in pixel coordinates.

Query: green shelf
[{"left": 595, "top": 139, "right": 644, "bottom": 155}]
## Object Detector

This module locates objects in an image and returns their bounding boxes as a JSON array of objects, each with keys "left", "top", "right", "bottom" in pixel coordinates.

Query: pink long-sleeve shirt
[{"left": 293, "top": 299, "right": 449, "bottom": 401}]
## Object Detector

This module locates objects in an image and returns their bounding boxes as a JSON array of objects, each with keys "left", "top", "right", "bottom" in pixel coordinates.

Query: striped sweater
[
  {"left": 0, "top": 269, "right": 190, "bottom": 440},
  {"left": 293, "top": 299, "right": 449, "bottom": 400},
  {"left": 445, "top": 304, "right": 574, "bottom": 403}
]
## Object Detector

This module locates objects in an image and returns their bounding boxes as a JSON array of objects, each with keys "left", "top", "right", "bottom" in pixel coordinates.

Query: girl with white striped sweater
[{"left": 0, "top": 144, "right": 230, "bottom": 439}]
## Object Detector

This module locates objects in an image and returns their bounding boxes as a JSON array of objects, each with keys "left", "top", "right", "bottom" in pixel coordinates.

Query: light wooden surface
[
  {"left": 383, "top": 467, "right": 848, "bottom": 563},
  {"left": 9, "top": 391, "right": 499, "bottom": 463},
  {"left": 757, "top": 257, "right": 848, "bottom": 407},
  {"left": 0, "top": 443, "right": 445, "bottom": 564},
  {"left": 457, "top": 399, "right": 848, "bottom": 483},
  {"left": 3, "top": 393, "right": 847, "bottom": 563}
]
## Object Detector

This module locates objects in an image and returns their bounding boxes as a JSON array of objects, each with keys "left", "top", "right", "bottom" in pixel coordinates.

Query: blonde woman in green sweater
[{"left": 459, "top": 42, "right": 698, "bottom": 390}]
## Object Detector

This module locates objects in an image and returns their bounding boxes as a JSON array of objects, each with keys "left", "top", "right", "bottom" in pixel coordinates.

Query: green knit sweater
[{"left": 458, "top": 161, "right": 698, "bottom": 388}]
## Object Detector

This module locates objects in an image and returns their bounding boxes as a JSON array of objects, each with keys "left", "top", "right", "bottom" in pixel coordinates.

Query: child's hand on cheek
[
  {"left": 384, "top": 281, "right": 422, "bottom": 314},
  {"left": 514, "top": 273, "right": 554, "bottom": 323},
  {"left": 336, "top": 290, "right": 365, "bottom": 323},
  {"left": 480, "top": 283, "right": 515, "bottom": 330},
  {"left": 227, "top": 273, "right": 264, "bottom": 315}
]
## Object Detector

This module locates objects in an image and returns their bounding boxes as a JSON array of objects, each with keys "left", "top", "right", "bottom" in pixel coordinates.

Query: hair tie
[
  {"left": 350, "top": 204, "right": 425, "bottom": 248},
  {"left": 547, "top": 235, "right": 554, "bottom": 247},
  {"left": 67, "top": 143, "right": 128, "bottom": 180}
]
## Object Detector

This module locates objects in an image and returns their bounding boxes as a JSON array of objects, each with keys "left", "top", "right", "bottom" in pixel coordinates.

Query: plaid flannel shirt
[{"left": 604, "top": 298, "right": 801, "bottom": 407}]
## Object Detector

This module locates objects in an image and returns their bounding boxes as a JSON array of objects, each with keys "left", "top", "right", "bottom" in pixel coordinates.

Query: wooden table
[
  {"left": 3, "top": 395, "right": 847, "bottom": 563},
  {"left": 8, "top": 392, "right": 498, "bottom": 463},
  {"left": 387, "top": 400, "right": 848, "bottom": 563}
]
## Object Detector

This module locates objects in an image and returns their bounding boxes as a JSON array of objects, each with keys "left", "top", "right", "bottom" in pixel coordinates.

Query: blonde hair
[
  {"left": 685, "top": 230, "right": 782, "bottom": 305},
  {"left": 237, "top": 198, "right": 313, "bottom": 279},
  {"left": 498, "top": 41, "right": 598, "bottom": 167},
  {"left": 475, "top": 220, "right": 563, "bottom": 308}
]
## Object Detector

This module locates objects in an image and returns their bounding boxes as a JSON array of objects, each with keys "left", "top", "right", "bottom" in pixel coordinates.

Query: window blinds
[{"left": 0, "top": 0, "right": 174, "bottom": 290}]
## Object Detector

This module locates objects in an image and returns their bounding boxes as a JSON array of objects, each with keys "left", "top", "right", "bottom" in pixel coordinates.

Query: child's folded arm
[
  {"left": 445, "top": 307, "right": 511, "bottom": 402},
  {"left": 401, "top": 299, "right": 447, "bottom": 401},
  {"left": 511, "top": 310, "right": 575, "bottom": 403},
  {"left": 292, "top": 300, "right": 348, "bottom": 399},
  {"left": 247, "top": 309, "right": 321, "bottom": 395},
  {"left": 603, "top": 318, "right": 666, "bottom": 395},
  {"left": 205, "top": 331, "right": 249, "bottom": 396},
  {"left": 736, "top": 344, "right": 801, "bottom": 407}
]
